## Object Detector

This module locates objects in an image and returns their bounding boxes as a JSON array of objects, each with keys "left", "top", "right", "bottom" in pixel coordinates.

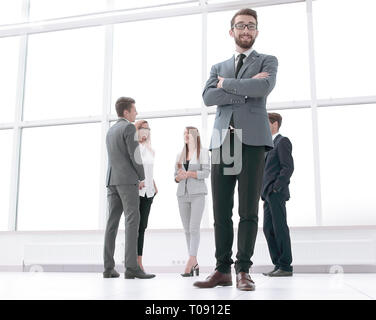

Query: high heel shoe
[
  {"left": 193, "top": 264, "right": 199, "bottom": 276},
  {"left": 180, "top": 264, "right": 200, "bottom": 277}
]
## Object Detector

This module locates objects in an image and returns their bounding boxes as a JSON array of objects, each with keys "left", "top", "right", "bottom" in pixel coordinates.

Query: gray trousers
[
  {"left": 177, "top": 194, "right": 205, "bottom": 257},
  {"left": 104, "top": 184, "right": 140, "bottom": 271}
]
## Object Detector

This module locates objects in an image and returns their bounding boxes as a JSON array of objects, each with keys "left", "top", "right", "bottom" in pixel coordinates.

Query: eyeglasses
[{"left": 233, "top": 23, "right": 257, "bottom": 31}]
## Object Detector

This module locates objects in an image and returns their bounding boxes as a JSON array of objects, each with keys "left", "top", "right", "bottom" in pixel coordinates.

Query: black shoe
[
  {"left": 125, "top": 267, "right": 156, "bottom": 279},
  {"left": 181, "top": 264, "right": 199, "bottom": 277},
  {"left": 269, "top": 269, "right": 293, "bottom": 277},
  {"left": 103, "top": 269, "right": 120, "bottom": 278},
  {"left": 262, "top": 267, "right": 279, "bottom": 276}
]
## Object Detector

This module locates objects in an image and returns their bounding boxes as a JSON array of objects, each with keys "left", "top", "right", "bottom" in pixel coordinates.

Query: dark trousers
[
  {"left": 263, "top": 192, "right": 293, "bottom": 272},
  {"left": 138, "top": 194, "right": 154, "bottom": 256},
  {"left": 211, "top": 131, "right": 265, "bottom": 274}
]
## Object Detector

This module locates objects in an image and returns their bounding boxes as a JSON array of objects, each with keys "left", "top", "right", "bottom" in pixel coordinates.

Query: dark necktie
[{"left": 235, "top": 53, "right": 246, "bottom": 78}]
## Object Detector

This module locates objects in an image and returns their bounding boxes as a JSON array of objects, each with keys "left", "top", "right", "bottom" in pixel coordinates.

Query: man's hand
[
  {"left": 217, "top": 76, "right": 224, "bottom": 88},
  {"left": 139, "top": 181, "right": 145, "bottom": 190},
  {"left": 252, "top": 72, "right": 269, "bottom": 79}
]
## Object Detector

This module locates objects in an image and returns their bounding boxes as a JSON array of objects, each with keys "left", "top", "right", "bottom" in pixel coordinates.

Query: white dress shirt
[
  {"left": 139, "top": 143, "right": 155, "bottom": 198},
  {"left": 272, "top": 132, "right": 280, "bottom": 141},
  {"left": 234, "top": 47, "right": 254, "bottom": 68}
]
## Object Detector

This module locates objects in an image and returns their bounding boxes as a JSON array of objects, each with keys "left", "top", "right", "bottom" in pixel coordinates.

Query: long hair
[
  {"left": 177, "top": 126, "right": 201, "bottom": 169},
  {"left": 135, "top": 119, "right": 154, "bottom": 155}
]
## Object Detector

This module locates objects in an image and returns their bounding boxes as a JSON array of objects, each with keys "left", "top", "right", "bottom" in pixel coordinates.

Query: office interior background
[{"left": 0, "top": 0, "right": 376, "bottom": 299}]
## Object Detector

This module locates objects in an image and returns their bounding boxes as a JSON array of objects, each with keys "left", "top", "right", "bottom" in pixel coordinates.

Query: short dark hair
[
  {"left": 268, "top": 112, "right": 282, "bottom": 129},
  {"left": 115, "top": 97, "right": 135, "bottom": 117},
  {"left": 231, "top": 8, "right": 258, "bottom": 29}
]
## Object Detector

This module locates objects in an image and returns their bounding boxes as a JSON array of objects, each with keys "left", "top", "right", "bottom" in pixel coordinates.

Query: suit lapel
[
  {"left": 265, "top": 134, "right": 282, "bottom": 161},
  {"left": 273, "top": 134, "right": 282, "bottom": 147},
  {"left": 238, "top": 50, "right": 259, "bottom": 79},
  {"left": 223, "top": 56, "right": 236, "bottom": 78}
]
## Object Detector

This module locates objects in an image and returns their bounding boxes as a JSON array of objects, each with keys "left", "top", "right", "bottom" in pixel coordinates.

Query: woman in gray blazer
[{"left": 175, "top": 126, "right": 210, "bottom": 277}]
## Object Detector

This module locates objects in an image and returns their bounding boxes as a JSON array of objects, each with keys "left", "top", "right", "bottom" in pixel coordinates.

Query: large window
[
  {"left": 112, "top": 14, "right": 202, "bottom": 112},
  {"left": 318, "top": 104, "right": 376, "bottom": 226},
  {"left": 23, "top": 27, "right": 105, "bottom": 121},
  {"left": 0, "top": 37, "right": 20, "bottom": 123},
  {"left": 2, "top": 0, "right": 376, "bottom": 231},
  {"left": 0, "top": 130, "right": 13, "bottom": 231},
  {"left": 313, "top": 0, "right": 376, "bottom": 99},
  {"left": 17, "top": 124, "right": 101, "bottom": 231},
  {"left": 0, "top": 0, "right": 24, "bottom": 25},
  {"left": 28, "top": 0, "right": 107, "bottom": 21}
]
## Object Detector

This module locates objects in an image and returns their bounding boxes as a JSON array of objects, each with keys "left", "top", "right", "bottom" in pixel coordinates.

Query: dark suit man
[
  {"left": 194, "top": 8, "right": 277, "bottom": 291},
  {"left": 103, "top": 97, "right": 155, "bottom": 279},
  {"left": 262, "top": 113, "right": 294, "bottom": 277}
]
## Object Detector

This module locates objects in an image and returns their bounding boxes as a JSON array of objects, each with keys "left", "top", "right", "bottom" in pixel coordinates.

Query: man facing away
[
  {"left": 194, "top": 8, "right": 277, "bottom": 291},
  {"left": 262, "top": 113, "right": 294, "bottom": 277},
  {"left": 103, "top": 97, "right": 155, "bottom": 279}
]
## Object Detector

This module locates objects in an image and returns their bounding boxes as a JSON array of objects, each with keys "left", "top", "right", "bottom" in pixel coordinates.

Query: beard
[{"left": 235, "top": 34, "right": 256, "bottom": 50}]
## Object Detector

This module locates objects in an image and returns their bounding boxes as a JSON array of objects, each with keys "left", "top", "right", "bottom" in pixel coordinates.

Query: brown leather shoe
[
  {"left": 236, "top": 272, "right": 256, "bottom": 291},
  {"left": 193, "top": 271, "right": 232, "bottom": 288}
]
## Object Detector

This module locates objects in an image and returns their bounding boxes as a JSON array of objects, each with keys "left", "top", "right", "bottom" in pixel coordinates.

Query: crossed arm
[{"left": 202, "top": 55, "right": 278, "bottom": 106}]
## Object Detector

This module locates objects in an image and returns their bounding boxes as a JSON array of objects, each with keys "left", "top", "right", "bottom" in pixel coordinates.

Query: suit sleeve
[
  {"left": 221, "top": 55, "right": 278, "bottom": 97},
  {"left": 202, "top": 64, "right": 246, "bottom": 106},
  {"left": 174, "top": 153, "right": 180, "bottom": 183},
  {"left": 196, "top": 149, "right": 211, "bottom": 180},
  {"left": 124, "top": 124, "right": 145, "bottom": 181},
  {"left": 273, "top": 137, "right": 294, "bottom": 191}
]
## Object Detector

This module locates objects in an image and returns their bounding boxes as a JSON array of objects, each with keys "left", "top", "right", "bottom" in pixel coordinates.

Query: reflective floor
[{"left": 0, "top": 272, "right": 375, "bottom": 300}]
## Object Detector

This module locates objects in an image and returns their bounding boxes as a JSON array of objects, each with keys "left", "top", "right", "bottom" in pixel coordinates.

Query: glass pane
[
  {"left": 23, "top": 27, "right": 105, "bottom": 121},
  {"left": 17, "top": 124, "right": 101, "bottom": 231},
  {"left": 207, "top": 108, "right": 316, "bottom": 227},
  {"left": 0, "top": 0, "right": 24, "bottom": 25},
  {"left": 318, "top": 104, "right": 376, "bottom": 225},
  {"left": 116, "top": 115, "right": 205, "bottom": 230},
  {"left": 313, "top": 0, "right": 376, "bottom": 98},
  {"left": 112, "top": 14, "right": 202, "bottom": 112},
  {"left": 0, "top": 130, "right": 13, "bottom": 231},
  {"left": 207, "top": 2, "right": 310, "bottom": 103},
  {"left": 0, "top": 37, "right": 19, "bottom": 123},
  {"left": 113, "top": 0, "right": 198, "bottom": 10},
  {"left": 29, "top": 0, "right": 107, "bottom": 21}
]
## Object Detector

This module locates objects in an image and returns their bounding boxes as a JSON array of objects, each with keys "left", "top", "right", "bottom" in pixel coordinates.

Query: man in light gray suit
[
  {"left": 103, "top": 97, "right": 155, "bottom": 279},
  {"left": 194, "top": 8, "right": 277, "bottom": 291}
]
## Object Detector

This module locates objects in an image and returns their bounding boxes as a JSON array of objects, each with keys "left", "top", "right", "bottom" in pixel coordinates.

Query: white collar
[
  {"left": 234, "top": 47, "right": 254, "bottom": 61},
  {"left": 272, "top": 133, "right": 280, "bottom": 141}
]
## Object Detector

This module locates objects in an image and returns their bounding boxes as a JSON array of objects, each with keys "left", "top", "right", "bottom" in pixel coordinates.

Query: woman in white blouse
[{"left": 135, "top": 120, "right": 158, "bottom": 272}]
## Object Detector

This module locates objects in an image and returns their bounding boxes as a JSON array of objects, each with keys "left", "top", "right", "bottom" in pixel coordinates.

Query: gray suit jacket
[
  {"left": 106, "top": 118, "right": 145, "bottom": 186},
  {"left": 203, "top": 50, "right": 277, "bottom": 151},
  {"left": 174, "top": 148, "right": 210, "bottom": 196}
]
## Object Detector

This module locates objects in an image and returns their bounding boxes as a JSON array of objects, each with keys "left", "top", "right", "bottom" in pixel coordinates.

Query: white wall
[{"left": 1, "top": 226, "right": 376, "bottom": 273}]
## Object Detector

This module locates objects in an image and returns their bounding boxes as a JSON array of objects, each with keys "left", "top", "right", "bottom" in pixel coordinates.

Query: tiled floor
[{"left": 0, "top": 272, "right": 375, "bottom": 300}]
